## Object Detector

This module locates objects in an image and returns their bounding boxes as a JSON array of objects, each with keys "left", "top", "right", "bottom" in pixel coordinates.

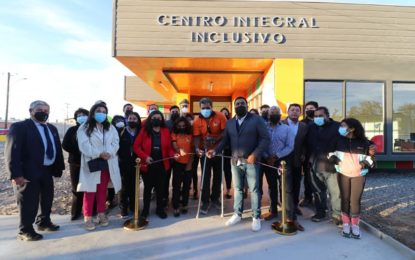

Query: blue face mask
[
  {"left": 94, "top": 112, "right": 107, "bottom": 123},
  {"left": 76, "top": 115, "right": 88, "bottom": 125},
  {"left": 200, "top": 109, "right": 212, "bottom": 118},
  {"left": 314, "top": 117, "right": 325, "bottom": 126},
  {"left": 338, "top": 127, "right": 349, "bottom": 137}
]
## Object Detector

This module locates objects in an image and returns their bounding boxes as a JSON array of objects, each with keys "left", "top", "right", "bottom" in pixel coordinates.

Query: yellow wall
[
  {"left": 176, "top": 93, "right": 190, "bottom": 106},
  {"left": 275, "top": 59, "right": 304, "bottom": 117}
]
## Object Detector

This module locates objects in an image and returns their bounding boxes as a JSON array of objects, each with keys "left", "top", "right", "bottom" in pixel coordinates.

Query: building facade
[{"left": 112, "top": 0, "right": 415, "bottom": 168}]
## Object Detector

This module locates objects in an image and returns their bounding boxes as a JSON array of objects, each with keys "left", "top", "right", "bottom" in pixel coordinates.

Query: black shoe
[
  {"left": 200, "top": 203, "right": 209, "bottom": 215},
  {"left": 212, "top": 200, "right": 221, "bottom": 210},
  {"left": 181, "top": 206, "right": 188, "bottom": 214},
  {"left": 156, "top": 211, "right": 168, "bottom": 219},
  {"left": 37, "top": 223, "right": 60, "bottom": 232},
  {"left": 17, "top": 231, "right": 43, "bottom": 241},
  {"left": 295, "top": 207, "right": 303, "bottom": 216},
  {"left": 173, "top": 209, "right": 180, "bottom": 218},
  {"left": 311, "top": 213, "right": 326, "bottom": 222},
  {"left": 70, "top": 214, "right": 81, "bottom": 221}
]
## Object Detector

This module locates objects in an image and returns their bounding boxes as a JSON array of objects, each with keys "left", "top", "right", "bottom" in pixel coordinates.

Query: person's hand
[
  {"left": 12, "top": 177, "right": 30, "bottom": 186},
  {"left": 179, "top": 149, "right": 186, "bottom": 156},
  {"left": 100, "top": 152, "right": 111, "bottom": 160},
  {"left": 146, "top": 157, "right": 153, "bottom": 164},
  {"left": 196, "top": 148, "right": 204, "bottom": 157},
  {"left": 206, "top": 149, "right": 215, "bottom": 159},
  {"left": 247, "top": 154, "right": 256, "bottom": 164},
  {"left": 174, "top": 153, "right": 180, "bottom": 160}
]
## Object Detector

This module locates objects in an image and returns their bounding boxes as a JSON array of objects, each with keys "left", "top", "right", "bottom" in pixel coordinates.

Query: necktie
[{"left": 40, "top": 124, "right": 54, "bottom": 160}]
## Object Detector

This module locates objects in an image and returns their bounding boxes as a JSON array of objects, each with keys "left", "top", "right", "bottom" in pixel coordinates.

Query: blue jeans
[{"left": 231, "top": 163, "right": 261, "bottom": 219}]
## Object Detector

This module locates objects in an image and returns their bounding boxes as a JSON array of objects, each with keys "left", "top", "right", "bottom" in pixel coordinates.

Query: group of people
[{"left": 5, "top": 97, "right": 375, "bottom": 241}]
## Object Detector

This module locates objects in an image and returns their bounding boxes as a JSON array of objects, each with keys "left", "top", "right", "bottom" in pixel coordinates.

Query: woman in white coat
[{"left": 77, "top": 102, "right": 121, "bottom": 231}]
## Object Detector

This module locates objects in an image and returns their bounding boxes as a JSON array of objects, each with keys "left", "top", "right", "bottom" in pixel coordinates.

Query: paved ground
[{"left": 0, "top": 205, "right": 411, "bottom": 260}]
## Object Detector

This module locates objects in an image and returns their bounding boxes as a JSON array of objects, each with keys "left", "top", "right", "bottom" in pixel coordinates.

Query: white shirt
[
  {"left": 32, "top": 119, "right": 56, "bottom": 166},
  {"left": 237, "top": 113, "right": 248, "bottom": 126}
]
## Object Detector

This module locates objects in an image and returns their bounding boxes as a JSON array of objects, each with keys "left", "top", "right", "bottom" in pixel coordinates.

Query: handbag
[
  {"left": 87, "top": 129, "right": 109, "bottom": 172},
  {"left": 87, "top": 158, "right": 109, "bottom": 172}
]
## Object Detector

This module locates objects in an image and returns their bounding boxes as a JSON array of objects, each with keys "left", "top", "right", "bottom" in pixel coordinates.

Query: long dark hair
[
  {"left": 128, "top": 112, "right": 142, "bottom": 130},
  {"left": 84, "top": 103, "right": 110, "bottom": 137},
  {"left": 341, "top": 118, "right": 367, "bottom": 141},
  {"left": 173, "top": 116, "right": 192, "bottom": 135},
  {"left": 144, "top": 110, "right": 165, "bottom": 135}
]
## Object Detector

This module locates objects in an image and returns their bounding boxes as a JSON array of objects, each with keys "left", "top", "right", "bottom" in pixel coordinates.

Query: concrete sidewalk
[{"left": 0, "top": 206, "right": 410, "bottom": 260}]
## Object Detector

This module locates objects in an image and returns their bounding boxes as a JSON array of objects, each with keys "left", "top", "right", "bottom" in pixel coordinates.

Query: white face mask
[
  {"left": 115, "top": 121, "right": 125, "bottom": 128},
  {"left": 181, "top": 107, "right": 188, "bottom": 113}
]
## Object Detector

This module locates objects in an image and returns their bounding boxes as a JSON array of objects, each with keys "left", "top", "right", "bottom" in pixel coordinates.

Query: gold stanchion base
[
  {"left": 123, "top": 217, "right": 148, "bottom": 231},
  {"left": 271, "top": 221, "right": 297, "bottom": 236}
]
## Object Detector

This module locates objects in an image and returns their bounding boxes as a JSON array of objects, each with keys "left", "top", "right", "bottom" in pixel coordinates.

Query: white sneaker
[
  {"left": 226, "top": 214, "right": 241, "bottom": 226},
  {"left": 252, "top": 218, "right": 261, "bottom": 232}
]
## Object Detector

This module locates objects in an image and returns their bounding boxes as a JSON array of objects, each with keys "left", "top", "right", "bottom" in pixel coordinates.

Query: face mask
[
  {"left": 34, "top": 111, "right": 49, "bottom": 122},
  {"left": 181, "top": 107, "right": 188, "bottom": 113},
  {"left": 149, "top": 109, "right": 156, "bottom": 114},
  {"left": 200, "top": 109, "right": 212, "bottom": 118},
  {"left": 151, "top": 118, "right": 161, "bottom": 127},
  {"left": 170, "top": 113, "right": 179, "bottom": 122},
  {"left": 177, "top": 127, "right": 187, "bottom": 134},
  {"left": 94, "top": 112, "right": 107, "bottom": 123},
  {"left": 115, "top": 121, "right": 125, "bottom": 128},
  {"left": 235, "top": 106, "right": 247, "bottom": 117},
  {"left": 269, "top": 114, "right": 281, "bottom": 124},
  {"left": 76, "top": 115, "right": 88, "bottom": 125},
  {"left": 338, "top": 127, "right": 349, "bottom": 137},
  {"left": 306, "top": 110, "right": 315, "bottom": 118},
  {"left": 128, "top": 121, "right": 139, "bottom": 128},
  {"left": 261, "top": 111, "right": 269, "bottom": 120},
  {"left": 314, "top": 117, "right": 325, "bottom": 126}
]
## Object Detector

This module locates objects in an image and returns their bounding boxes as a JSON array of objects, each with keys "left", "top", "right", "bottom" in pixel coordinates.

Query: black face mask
[
  {"left": 269, "top": 114, "right": 281, "bottom": 124},
  {"left": 34, "top": 111, "right": 49, "bottom": 122},
  {"left": 306, "top": 110, "right": 315, "bottom": 118},
  {"left": 176, "top": 128, "right": 187, "bottom": 134},
  {"left": 151, "top": 118, "right": 161, "bottom": 127},
  {"left": 235, "top": 106, "right": 247, "bottom": 117},
  {"left": 128, "top": 121, "right": 139, "bottom": 128},
  {"left": 261, "top": 111, "right": 269, "bottom": 120},
  {"left": 170, "top": 113, "right": 180, "bottom": 122}
]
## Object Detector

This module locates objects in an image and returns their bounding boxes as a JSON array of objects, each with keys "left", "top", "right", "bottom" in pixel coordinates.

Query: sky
[{"left": 0, "top": 0, "right": 414, "bottom": 122}]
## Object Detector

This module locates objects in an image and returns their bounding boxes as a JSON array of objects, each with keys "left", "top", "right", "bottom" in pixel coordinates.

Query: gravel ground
[
  {"left": 0, "top": 142, "right": 414, "bottom": 250},
  {"left": 361, "top": 171, "right": 415, "bottom": 250}
]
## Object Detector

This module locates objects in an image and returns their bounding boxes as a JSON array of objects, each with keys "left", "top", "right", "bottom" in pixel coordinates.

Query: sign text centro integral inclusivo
[{"left": 157, "top": 15, "right": 318, "bottom": 44}]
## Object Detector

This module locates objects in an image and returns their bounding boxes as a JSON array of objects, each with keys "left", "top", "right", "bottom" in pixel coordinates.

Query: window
[
  {"left": 392, "top": 82, "right": 415, "bottom": 153},
  {"left": 346, "top": 82, "right": 384, "bottom": 153},
  {"left": 304, "top": 81, "right": 343, "bottom": 121}
]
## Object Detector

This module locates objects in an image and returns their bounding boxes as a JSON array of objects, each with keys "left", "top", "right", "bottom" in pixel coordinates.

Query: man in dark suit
[
  {"left": 5, "top": 100, "right": 65, "bottom": 241},
  {"left": 282, "top": 103, "right": 308, "bottom": 217},
  {"left": 209, "top": 97, "right": 270, "bottom": 231}
]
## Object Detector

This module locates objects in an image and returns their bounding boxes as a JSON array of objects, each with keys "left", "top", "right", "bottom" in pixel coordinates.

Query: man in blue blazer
[{"left": 5, "top": 100, "right": 65, "bottom": 241}]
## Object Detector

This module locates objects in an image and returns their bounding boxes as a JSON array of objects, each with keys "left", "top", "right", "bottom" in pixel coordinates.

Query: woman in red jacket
[{"left": 134, "top": 110, "right": 177, "bottom": 219}]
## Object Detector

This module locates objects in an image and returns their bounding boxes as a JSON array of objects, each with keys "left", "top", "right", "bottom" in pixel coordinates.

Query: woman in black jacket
[
  {"left": 329, "top": 118, "right": 375, "bottom": 239},
  {"left": 118, "top": 112, "right": 141, "bottom": 218},
  {"left": 62, "top": 108, "right": 89, "bottom": 220}
]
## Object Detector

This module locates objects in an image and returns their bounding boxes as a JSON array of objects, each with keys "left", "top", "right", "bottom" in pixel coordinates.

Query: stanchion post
[
  {"left": 221, "top": 153, "right": 224, "bottom": 218},
  {"left": 123, "top": 158, "right": 149, "bottom": 231},
  {"left": 271, "top": 160, "right": 297, "bottom": 235},
  {"left": 196, "top": 149, "right": 207, "bottom": 219}
]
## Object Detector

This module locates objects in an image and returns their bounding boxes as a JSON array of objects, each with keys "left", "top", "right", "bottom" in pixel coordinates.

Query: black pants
[
  {"left": 120, "top": 164, "right": 136, "bottom": 213},
  {"left": 337, "top": 174, "right": 366, "bottom": 216},
  {"left": 172, "top": 162, "right": 192, "bottom": 209},
  {"left": 291, "top": 165, "right": 303, "bottom": 207},
  {"left": 191, "top": 156, "right": 199, "bottom": 194},
  {"left": 223, "top": 149, "right": 232, "bottom": 190},
  {"left": 163, "top": 165, "right": 172, "bottom": 206},
  {"left": 303, "top": 160, "right": 314, "bottom": 201},
  {"left": 141, "top": 164, "right": 165, "bottom": 217},
  {"left": 107, "top": 188, "right": 115, "bottom": 203},
  {"left": 69, "top": 164, "right": 83, "bottom": 218},
  {"left": 200, "top": 155, "right": 222, "bottom": 204},
  {"left": 16, "top": 169, "right": 54, "bottom": 233}
]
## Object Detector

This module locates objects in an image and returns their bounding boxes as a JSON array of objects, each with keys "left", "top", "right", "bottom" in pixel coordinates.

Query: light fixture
[
  {"left": 159, "top": 81, "right": 168, "bottom": 91},
  {"left": 208, "top": 81, "right": 213, "bottom": 92}
]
